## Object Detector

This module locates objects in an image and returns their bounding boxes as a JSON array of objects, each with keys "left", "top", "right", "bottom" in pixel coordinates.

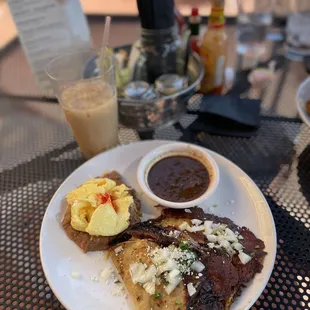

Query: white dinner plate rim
[
  {"left": 40, "top": 140, "right": 277, "bottom": 310},
  {"left": 297, "top": 76, "right": 310, "bottom": 128}
]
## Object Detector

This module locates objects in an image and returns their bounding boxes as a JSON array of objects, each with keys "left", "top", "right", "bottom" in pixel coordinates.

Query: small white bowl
[
  {"left": 297, "top": 76, "right": 310, "bottom": 128},
  {"left": 137, "top": 142, "right": 219, "bottom": 209}
]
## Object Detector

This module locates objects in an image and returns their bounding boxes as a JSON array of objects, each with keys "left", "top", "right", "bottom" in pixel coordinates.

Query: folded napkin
[
  {"left": 186, "top": 95, "right": 261, "bottom": 138},
  {"left": 304, "top": 56, "right": 310, "bottom": 74}
]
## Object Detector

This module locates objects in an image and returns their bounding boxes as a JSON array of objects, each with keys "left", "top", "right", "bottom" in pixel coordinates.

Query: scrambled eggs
[{"left": 67, "top": 178, "right": 133, "bottom": 236}]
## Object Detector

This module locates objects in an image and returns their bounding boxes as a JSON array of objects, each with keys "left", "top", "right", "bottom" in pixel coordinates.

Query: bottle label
[
  {"left": 215, "top": 56, "right": 225, "bottom": 86},
  {"left": 209, "top": 6, "right": 225, "bottom": 28}
]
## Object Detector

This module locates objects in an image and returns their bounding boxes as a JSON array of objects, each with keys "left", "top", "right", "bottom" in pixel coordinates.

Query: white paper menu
[{"left": 7, "top": 0, "right": 92, "bottom": 93}]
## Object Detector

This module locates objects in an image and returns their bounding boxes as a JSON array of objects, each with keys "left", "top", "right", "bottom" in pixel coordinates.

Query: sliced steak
[
  {"left": 206, "top": 254, "right": 239, "bottom": 300},
  {"left": 187, "top": 279, "right": 225, "bottom": 310},
  {"left": 155, "top": 207, "right": 238, "bottom": 231},
  {"left": 114, "top": 206, "right": 267, "bottom": 309}
]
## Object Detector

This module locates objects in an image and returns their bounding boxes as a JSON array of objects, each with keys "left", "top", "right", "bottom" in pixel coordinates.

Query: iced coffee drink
[
  {"left": 46, "top": 49, "right": 119, "bottom": 159},
  {"left": 61, "top": 79, "right": 118, "bottom": 158}
]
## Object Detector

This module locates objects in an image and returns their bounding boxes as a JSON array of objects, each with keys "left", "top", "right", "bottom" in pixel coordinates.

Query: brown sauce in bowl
[{"left": 147, "top": 155, "right": 210, "bottom": 203}]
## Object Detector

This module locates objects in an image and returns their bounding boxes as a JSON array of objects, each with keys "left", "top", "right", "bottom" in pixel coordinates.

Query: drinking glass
[
  {"left": 46, "top": 49, "right": 119, "bottom": 159},
  {"left": 236, "top": 0, "right": 273, "bottom": 56}
]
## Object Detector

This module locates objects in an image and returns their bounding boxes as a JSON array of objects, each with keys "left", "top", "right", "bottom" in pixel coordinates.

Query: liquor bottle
[
  {"left": 189, "top": 7, "right": 201, "bottom": 54},
  {"left": 200, "top": 0, "right": 228, "bottom": 94}
]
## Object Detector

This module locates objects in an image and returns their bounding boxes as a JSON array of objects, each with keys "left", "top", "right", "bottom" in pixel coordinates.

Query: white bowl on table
[
  {"left": 297, "top": 76, "right": 310, "bottom": 127},
  {"left": 137, "top": 142, "right": 220, "bottom": 209}
]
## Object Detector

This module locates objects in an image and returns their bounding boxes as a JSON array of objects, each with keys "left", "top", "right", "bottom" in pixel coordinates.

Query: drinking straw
[{"left": 99, "top": 16, "right": 111, "bottom": 74}]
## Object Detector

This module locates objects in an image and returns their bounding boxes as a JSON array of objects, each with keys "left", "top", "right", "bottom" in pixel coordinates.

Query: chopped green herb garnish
[
  {"left": 176, "top": 300, "right": 183, "bottom": 306},
  {"left": 179, "top": 241, "right": 189, "bottom": 251},
  {"left": 163, "top": 278, "right": 169, "bottom": 285},
  {"left": 152, "top": 292, "right": 162, "bottom": 299},
  {"left": 213, "top": 204, "right": 218, "bottom": 208}
]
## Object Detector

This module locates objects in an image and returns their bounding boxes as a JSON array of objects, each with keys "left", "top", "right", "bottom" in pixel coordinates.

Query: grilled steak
[
  {"left": 110, "top": 207, "right": 266, "bottom": 310},
  {"left": 62, "top": 171, "right": 141, "bottom": 253}
]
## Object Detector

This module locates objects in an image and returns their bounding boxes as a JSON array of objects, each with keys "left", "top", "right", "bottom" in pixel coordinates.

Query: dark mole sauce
[{"left": 147, "top": 155, "right": 210, "bottom": 203}]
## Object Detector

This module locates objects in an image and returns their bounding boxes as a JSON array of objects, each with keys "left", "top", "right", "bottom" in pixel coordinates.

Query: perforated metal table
[{"left": 0, "top": 20, "right": 310, "bottom": 310}]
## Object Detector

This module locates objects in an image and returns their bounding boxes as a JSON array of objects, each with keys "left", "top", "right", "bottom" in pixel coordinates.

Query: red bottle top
[
  {"left": 191, "top": 7, "right": 199, "bottom": 17},
  {"left": 189, "top": 7, "right": 201, "bottom": 54}
]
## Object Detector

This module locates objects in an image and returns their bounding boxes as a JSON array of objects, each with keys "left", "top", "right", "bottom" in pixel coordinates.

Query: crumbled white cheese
[
  {"left": 187, "top": 283, "right": 196, "bottom": 296},
  {"left": 225, "top": 235, "right": 238, "bottom": 242},
  {"left": 217, "top": 235, "right": 224, "bottom": 242},
  {"left": 191, "top": 225, "right": 205, "bottom": 232},
  {"left": 152, "top": 246, "right": 196, "bottom": 274},
  {"left": 156, "top": 258, "right": 177, "bottom": 275},
  {"left": 167, "top": 269, "right": 180, "bottom": 280},
  {"left": 151, "top": 247, "right": 171, "bottom": 265},
  {"left": 191, "top": 219, "right": 203, "bottom": 226},
  {"left": 70, "top": 271, "right": 80, "bottom": 279},
  {"left": 114, "top": 246, "right": 123, "bottom": 255},
  {"left": 179, "top": 219, "right": 243, "bottom": 255},
  {"left": 238, "top": 251, "right": 252, "bottom": 264},
  {"left": 219, "top": 239, "right": 230, "bottom": 249},
  {"left": 179, "top": 221, "right": 192, "bottom": 232},
  {"left": 143, "top": 280, "right": 156, "bottom": 295},
  {"left": 100, "top": 267, "right": 113, "bottom": 282},
  {"left": 225, "top": 227, "right": 235, "bottom": 236},
  {"left": 165, "top": 275, "right": 182, "bottom": 295},
  {"left": 129, "top": 263, "right": 156, "bottom": 284},
  {"left": 206, "top": 234, "right": 217, "bottom": 242},
  {"left": 190, "top": 261, "right": 205, "bottom": 272},
  {"left": 212, "top": 223, "right": 227, "bottom": 234},
  {"left": 184, "top": 209, "right": 192, "bottom": 213},
  {"left": 232, "top": 242, "right": 243, "bottom": 251},
  {"left": 90, "top": 275, "right": 99, "bottom": 282},
  {"left": 208, "top": 242, "right": 215, "bottom": 248},
  {"left": 198, "top": 222, "right": 241, "bottom": 255},
  {"left": 204, "top": 221, "right": 213, "bottom": 234},
  {"left": 180, "top": 220, "right": 241, "bottom": 258},
  {"left": 112, "top": 283, "right": 125, "bottom": 296},
  {"left": 220, "top": 241, "right": 235, "bottom": 255},
  {"left": 168, "top": 230, "right": 181, "bottom": 238},
  {"left": 129, "top": 244, "right": 200, "bottom": 296}
]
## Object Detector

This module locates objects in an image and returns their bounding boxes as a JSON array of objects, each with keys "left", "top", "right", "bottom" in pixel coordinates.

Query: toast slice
[
  {"left": 62, "top": 171, "right": 141, "bottom": 253},
  {"left": 110, "top": 239, "right": 187, "bottom": 310}
]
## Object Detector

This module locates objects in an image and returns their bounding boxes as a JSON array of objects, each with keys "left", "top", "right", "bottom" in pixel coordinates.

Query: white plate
[
  {"left": 40, "top": 140, "right": 276, "bottom": 310},
  {"left": 297, "top": 76, "right": 310, "bottom": 128}
]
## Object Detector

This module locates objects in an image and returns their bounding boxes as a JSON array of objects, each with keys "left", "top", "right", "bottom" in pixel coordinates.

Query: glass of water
[{"left": 236, "top": 0, "right": 274, "bottom": 56}]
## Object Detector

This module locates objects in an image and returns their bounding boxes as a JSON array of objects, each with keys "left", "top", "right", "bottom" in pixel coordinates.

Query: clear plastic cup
[
  {"left": 236, "top": 0, "right": 273, "bottom": 56},
  {"left": 46, "top": 49, "right": 119, "bottom": 159}
]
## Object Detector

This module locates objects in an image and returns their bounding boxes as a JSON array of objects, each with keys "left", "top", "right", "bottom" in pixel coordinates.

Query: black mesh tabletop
[
  {"left": 1, "top": 19, "right": 310, "bottom": 310},
  {"left": 1, "top": 95, "right": 310, "bottom": 310}
]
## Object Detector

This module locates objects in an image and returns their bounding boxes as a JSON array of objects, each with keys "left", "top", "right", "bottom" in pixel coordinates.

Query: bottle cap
[
  {"left": 191, "top": 8, "right": 199, "bottom": 16},
  {"left": 137, "top": 0, "right": 175, "bottom": 30}
]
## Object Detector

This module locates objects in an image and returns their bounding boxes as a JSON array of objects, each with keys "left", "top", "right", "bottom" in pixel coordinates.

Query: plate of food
[
  {"left": 40, "top": 140, "right": 276, "bottom": 310},
  {"left": 297, "top": 76, "right": 310, "bottom": 127}
]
